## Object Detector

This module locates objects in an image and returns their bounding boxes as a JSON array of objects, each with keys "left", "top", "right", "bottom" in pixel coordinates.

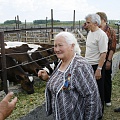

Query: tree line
[
  {"left": 3, "top": 19, "right": 60, "bottom": 25},
  {"left": 1, "top": 19, "right": 119, "bottom": 30}
]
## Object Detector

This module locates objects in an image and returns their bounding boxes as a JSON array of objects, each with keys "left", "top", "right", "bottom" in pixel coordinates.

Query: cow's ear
[
  {"left": 47, "top": 49, "right": 53, "bottom": 54},
  {"left": 15, "top": 75, "right": 24, "bottom": 81}
]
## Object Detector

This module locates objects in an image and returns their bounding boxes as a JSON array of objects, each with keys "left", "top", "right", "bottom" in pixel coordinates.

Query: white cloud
[
  {"left": 0, "top": 0, "right": 120, "bottom": 23},
  {"left": 10, "top": 0, "right": 39, "bottom": 12}
]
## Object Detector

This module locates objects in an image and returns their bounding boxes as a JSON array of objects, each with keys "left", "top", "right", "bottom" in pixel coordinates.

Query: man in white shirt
[{"left": 85, "top": 13, "right": 108, "bottom": 117}]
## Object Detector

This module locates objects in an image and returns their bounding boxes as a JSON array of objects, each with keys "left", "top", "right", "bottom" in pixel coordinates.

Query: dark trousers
[
  {"left": 92, "top": 64, "right": 105, "bottom": 114},
  {"left": 104, "top": 62, "right": 112, "bottom": 103}
]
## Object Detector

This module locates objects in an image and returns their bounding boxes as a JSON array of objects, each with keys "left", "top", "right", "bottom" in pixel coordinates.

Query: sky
[{"left": 0, "top": 0, "right": 120, "bottom": 23}]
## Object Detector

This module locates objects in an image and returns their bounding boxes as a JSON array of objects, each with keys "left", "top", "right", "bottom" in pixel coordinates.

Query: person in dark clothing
[{"left": 96, "top": 12, "right": 117, "bottom": 107}]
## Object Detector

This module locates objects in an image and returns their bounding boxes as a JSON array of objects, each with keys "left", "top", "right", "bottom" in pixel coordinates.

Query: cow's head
[{"left": 15, "top": 74, "right": 34, "bottom": 94}]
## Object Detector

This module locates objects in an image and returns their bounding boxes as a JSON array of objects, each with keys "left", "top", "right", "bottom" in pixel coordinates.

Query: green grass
[
  {"left": 1, "top": 69, "right": 120, "bottom": 120},
  {"left": 5, "top": 79, "right": 46, "bottom": 120},
  {"left": 103, "top": 70, "right": 120, "bottom": 120}
]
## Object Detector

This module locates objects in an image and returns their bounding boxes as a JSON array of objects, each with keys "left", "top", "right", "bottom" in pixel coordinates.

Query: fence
[
  {"left": 0, "top": 27, "right": 65, "bottom": 94},
  {"left": 4, "top": 27, "right": 65, "bottom": 43}
]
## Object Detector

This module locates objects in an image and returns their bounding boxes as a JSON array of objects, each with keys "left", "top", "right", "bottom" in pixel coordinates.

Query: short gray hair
[
  {"left": 54, "top": 31, "right": 81, "bottom": 55},
  {"left": 85, "top": 13, "right": 101, "bottom": 26}
]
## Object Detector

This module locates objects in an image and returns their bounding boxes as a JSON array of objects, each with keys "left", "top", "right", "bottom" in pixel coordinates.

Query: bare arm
[
  {"left": 105, "top": 50, "right": 114, "bottom": 70},
  {"left": 95, "top": 52, "right": 106, "bottom": 80}
]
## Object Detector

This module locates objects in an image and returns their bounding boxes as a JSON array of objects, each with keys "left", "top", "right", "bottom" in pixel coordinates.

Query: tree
[
  {"left": 33, "top": 19, "right": 60, "bottom": 24},
  {"left": 4, "top": 20, "right": 21, "bottom": 25}
]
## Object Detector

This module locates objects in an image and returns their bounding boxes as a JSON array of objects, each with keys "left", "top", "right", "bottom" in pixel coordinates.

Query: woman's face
[{"left": 54, "top": 36, "right": 74, "bottom": 60}]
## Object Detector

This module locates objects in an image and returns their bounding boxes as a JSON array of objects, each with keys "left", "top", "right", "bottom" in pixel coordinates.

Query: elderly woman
[{"left": 38, "top": 31, "right": 102, "bottom": 120}]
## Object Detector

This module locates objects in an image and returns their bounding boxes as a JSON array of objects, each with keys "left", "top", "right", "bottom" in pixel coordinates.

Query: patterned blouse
[
  {"left": 103, "top": 25, "right": 116, "bottom": 59},
  {"left": 45, "top": 54, "right": 102, "bottom": 120}
]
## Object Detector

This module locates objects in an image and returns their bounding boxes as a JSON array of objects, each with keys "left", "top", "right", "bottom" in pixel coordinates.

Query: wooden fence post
[
  {"left": 51, "top": 9, "right": 54, "bottom": 39},
  {"left": 73, "top": 10, "right": 75, "bottom": 30},
  {"left": 0, "top": 32, "right": 8, "bottom": 94},
  {"left": 79, "top": 20, "right": 81, "bottom": 31}
]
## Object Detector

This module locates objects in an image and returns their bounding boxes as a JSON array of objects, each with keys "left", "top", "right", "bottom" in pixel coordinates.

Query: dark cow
[
  {"left": 36, "top": 43, "right": 54, "bottom": 49},
  {"left": 37, "top": 47, "right": 58, "bottom": 63},
  {"left": 0, "top": 55, "right": 34, "bottom": 94},
  {"left": 27, "top": 44, "right": 56, "bottom": 74},
  {"left": 8, "top": 44, "right": 33, "bottom": 52},
  {"left": 36, "top": 46, "right": 59, "bottom": 69},
  {"left": 33, "top": 43, "right": 58, "bottom": 65},
  {"left": 31, "top": 51, "right": 53, "bottom": 74},
  {"left": 4, "top": 48, "right": 42, "bottom": 76},
  {"left": 4, "top": 42, "right": 57, "bottom": 74}
]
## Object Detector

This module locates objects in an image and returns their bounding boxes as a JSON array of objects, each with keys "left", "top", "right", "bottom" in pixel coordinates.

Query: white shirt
[{"left": 85, "top": 28, "right": 108, "bottom": 65}]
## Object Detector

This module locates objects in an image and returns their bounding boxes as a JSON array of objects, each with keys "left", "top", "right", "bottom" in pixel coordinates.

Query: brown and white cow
[
  {"left": 4, "top": 43, "right": 42, "bottom": 76},
  {"left": 27, "top": 43, "right": 57, "bottom": 74},
  {"left": 31, "top": 51, "right": 54, "bottom": 74},
  {"left": 5, "top": 42, "right": 56, "bottom": 74},
  {"left": 5, "top": 49, "right": 42, "bottom": 76},
  {"left": 0, "top": 55, "right": 34, "bottom": 94}
]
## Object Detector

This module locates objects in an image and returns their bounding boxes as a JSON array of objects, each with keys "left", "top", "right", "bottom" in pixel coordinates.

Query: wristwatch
[{"left": 97, "top": 67, "right": 102, "bottom": 70}]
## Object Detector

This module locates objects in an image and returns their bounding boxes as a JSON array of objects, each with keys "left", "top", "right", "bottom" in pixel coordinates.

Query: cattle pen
[
  {"left": 0, "top": 27, "right": 66, "bottom": 93},
  {"left": 0, "top": 26, "right": 87, "bottom": 93},
  {"left": 0, "top": 26, "right": 87, "bottom": 119},
  {"left": 0, "top": 26, "right": 120, "bottom": 120}
]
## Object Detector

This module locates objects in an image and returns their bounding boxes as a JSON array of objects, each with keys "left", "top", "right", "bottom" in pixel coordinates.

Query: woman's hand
[{"left": 38, "top": 70, "right": 50, "bottom": 81}]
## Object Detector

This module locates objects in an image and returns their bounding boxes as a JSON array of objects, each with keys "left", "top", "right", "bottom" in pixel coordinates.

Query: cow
[
  {"left": 4, "top": 42, "right": 57, "bottom": 74},
  {"left": 26, "top": 43, "right": 58, "bottom": 69},
  {"left": 0, "top": 55, "right": 34, "bottom": 94},
  {"left": 31, "top": 51, "right": 53, "bottom": 74},
  {"left": 31, "top": 43, "right": 58, "bottom": 66},
  {"left": 35, "top": 43, "right": 57, "bottom": 62},
  {"left": 27, "top": 43, "right": 56, "bottom": 74},
  {"left": 8, "top": 44, "right": 33, "bottom": 52},
  {"left": 37, "top": 47, "right": 58, "bottom": 64},
  {"left": 4, "top": 48, "right": 42, "bottom": 76},
  {"left": 5, "top": 42, "right": 57, "bottom": 62}
]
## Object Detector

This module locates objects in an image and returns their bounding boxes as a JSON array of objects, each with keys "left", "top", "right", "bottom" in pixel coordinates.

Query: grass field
[
  {"left": 103, "top": 69, "right": 120, "bottom": 120},
  {"left": 2, "top": 69, "right": 120, "bottom": 120}
]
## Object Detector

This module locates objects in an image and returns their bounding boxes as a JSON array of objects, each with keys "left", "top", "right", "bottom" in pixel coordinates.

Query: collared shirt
[{"left": 103, "top": 25, "right": 116, "bottom": 58}]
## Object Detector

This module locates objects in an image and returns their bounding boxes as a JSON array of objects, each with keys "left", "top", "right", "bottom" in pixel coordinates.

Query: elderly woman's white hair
[
  {"left": 85, "top": 13, "right": 101, "bottom": 26},
  {"left": 54, "top": 31, "right": 81, "bottom": 55}
]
